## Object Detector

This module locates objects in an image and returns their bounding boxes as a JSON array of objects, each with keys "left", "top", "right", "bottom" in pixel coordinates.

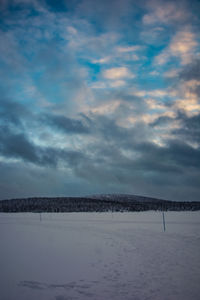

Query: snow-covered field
[{"left": 0, "top": 211, "right": 200, "bottom": 300}]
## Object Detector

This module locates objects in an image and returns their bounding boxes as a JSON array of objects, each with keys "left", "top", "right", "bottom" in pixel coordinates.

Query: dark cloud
[
  {"left": 0, "top": 126, "right": 36, "bottom": 162},
  {"left": 67, "top": 115, "right": 200, "bottom": 191},
  {"left": 0, "top": 160, "right": 93, "bottom": 200},
  {"left": 0, "top": 124, "right": 86, "bottom": 167},
  {"left": 69, "top": 135, "right": 200, "bottom": 201},
  {"left": 92, "top": 115, "right": 131, "bottom": 142},
  {"left": 172, "top": 112, "right": 200, "bottom": 144},
  {"left": 0, "top": 125, "right": 56, "bottom": 166},
  {"left": 0, "top": 97, "right": 88, "bottom": 166},
  {"left": 75, "top": 0, "right": 138, "bottom": 30},
  {"left": 0, "top": 97, "right": 29, "bottom": 128},
  {"left": 179, "top": 59, "right": 200, "bottom": 82},
  {"left": 145, "top": 109, "right": 200, "bottom": 146},
  {"left": 0, "top": 0, "right": 199, "bottom": 202},
  {"left": 115, "top": 91, "right": 148, "bottom": 112},
  {"left": 42, "top": 0, "right": 72, "bottom": 12},
  {"left": 0, "top": 107, "right": 200, "bottom": 200},
  {"left": 42, "top": 114, "right": 90, "bottom": 134},
  {"left": 177, "top": 59, "right": 200, "bottom": 97},
  {"left": 150, "top": 115, "right": 173, "bottom": 127}
]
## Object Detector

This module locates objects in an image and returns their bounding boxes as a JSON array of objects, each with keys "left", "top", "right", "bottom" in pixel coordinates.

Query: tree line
[{"left": 0, "top": 196, "right": 200, "bottom": 212}]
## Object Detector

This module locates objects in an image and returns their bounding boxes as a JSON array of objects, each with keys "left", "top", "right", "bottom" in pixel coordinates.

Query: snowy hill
[
  {"left": 0, "top": 194, "right": 200, "bottom": 212},
  {"left": 86, "top": 193, "right": 169, "bottom": 203}
]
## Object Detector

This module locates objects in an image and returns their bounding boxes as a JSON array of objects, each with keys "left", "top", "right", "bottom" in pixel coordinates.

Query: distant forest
[{"left": 0, "top": 195, "right": 200, "bottom": 212}]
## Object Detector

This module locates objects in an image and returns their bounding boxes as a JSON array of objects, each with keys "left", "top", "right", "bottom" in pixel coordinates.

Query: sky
[{"left": 0, "top": 0, "right": 200, "bottom": 201}]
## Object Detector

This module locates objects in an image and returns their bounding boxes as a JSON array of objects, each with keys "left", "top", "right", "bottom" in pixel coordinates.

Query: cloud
[
  {"left": 169, "top": 30, "right": 197, "bottom": 65},
  {"left": 0, "top": 97, "right": 29, "bottom": 127},
  {"left": 0, "top": 126, "right": 38, "bottom": 164},
  {"left": 164, "top": 69, "right": 179, "bottom": 78},
  {"left": 66, "top": 114, "right": 200, "bottom": 200},
  {"left": 109, "top": 80, "right": 126, "bottom": 88},
  {"left": 0, "top": 98, "right": 88, "bottom": 167},
  {"left": 75, "top": 0, "right": 135, "bottom": 30},
  {"left": 155, "top": 29, "right": 197, "bottom": 65},
  {"left": 90, "top": 44, "right": 142, "bottom": 66},
  {"left": 150, "top": 115, "right": 174, "bottom": 127},
  {"left": 161, "top": 59, "right": 200, "bottom": 118},
  {"left": 147, "top": 89, "right": 168, "bottom": 98},
  {"left": 143, "top": 0, "right": 189, "bottom": 25},
  {"left": 0, "top": 160, "right": 93, "bottom": 200},
  {"left": 42, "top": 114, "right": 90, "bottom": 134},
  {"left": 0, "top": 122, "right": 88, "bottom": 168},
  {"left": 179, "top": 59, "right": 200, "bottom": 81},
  {"left": 116, "top": 45, "right": 141, "bottom": 53},
  {"left": 0, "top": 124, "right": 65, "bottom": 167},
  {"left": 140, "top": 26, "right": 166, "bottom": 46},
  {"left": 0, "top": 0, "right": 200, "bottom": 202},
  {"left": 172, "top": 112, "right": 200, "bottom": 144},
  {"left": 103, "top": 67, "right": 134, "bottom": 80},
  {"left": 172, "top": 79, "right": 200, "bottom": 114},
  {"left": 91, "top": 57, "right": 111, "bottom": 64}
]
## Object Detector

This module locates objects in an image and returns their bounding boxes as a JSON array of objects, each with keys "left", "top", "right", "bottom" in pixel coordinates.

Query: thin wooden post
[{"left": 162, "top": 211, "right": 166, "bottom": 232}]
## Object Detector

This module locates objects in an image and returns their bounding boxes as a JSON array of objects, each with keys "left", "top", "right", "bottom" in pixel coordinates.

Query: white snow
[{"left": 0, "top": 211, "right": 200, "bottom": 300}]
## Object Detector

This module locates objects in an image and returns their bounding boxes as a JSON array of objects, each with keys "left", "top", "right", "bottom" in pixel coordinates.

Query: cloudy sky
[{"left": 0, "top": 0, "right": 200, "bottom": 201}]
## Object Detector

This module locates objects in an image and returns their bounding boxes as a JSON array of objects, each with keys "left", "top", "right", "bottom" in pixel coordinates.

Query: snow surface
[{"left": 0, "top": 211, "right": 200, "bottom": 300}]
